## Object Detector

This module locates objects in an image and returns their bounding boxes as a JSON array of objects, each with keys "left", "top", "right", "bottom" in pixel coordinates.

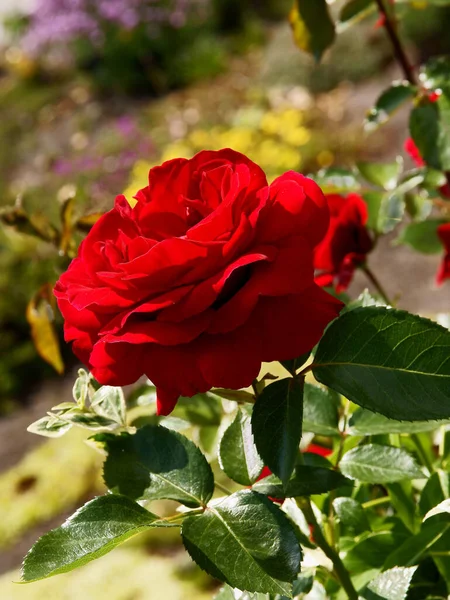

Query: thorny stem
[
  {"left": 374, "top": 0, "right": 417, "bottom": 85},
  {"left": 299, "top": 498, "right": 359, "bottom": 600},
  {"left": 361, "top": 264, "right": 392, "bottom": 305}
]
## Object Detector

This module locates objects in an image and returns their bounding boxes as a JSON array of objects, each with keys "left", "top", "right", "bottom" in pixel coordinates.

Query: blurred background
[{"left": 0, "top": 0, "right": 449, "bottom": 598}]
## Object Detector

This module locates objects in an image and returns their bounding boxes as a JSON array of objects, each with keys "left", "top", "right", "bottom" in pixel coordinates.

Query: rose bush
[
  {"left": 313, "top": 193, "right": 373, "bottom": 292},
  {"left": 55, "top": 149, "right": 342, "bottom": 414}
]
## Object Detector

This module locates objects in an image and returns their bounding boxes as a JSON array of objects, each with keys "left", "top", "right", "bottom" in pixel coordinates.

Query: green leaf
[
  {"left": 60, "top": 410, "right": 119, "bottom": 431},
  {"left": 289, "top": 0, "right": 336, "bottom": 62},
  {"left": 252, "top": 465, "right": 351, "bottom": 497},
  {"left": 344, "top": 530, "right": 408, "bottom": 574},
  {"left": 219, "top": 409, "right": 264, "bottom": 486},
  {"left": 366, "top": 82, "right": 416, "bottom": 129},
  {"left": 72, "top": 368, "right": 90, "bottom": 408},
  {"left": 313, "top": 306, "right": 450, "bottom": 422},
  {"left": 252, "top": 378, "right": 304, "bottom": 486},
  {"left": 302, "top": 382, "right": 340, "bottom": 436},
  {"left": 100, "top": 425, "right": 214, "bottom": 507},
  {"left": 410, "top": 91, "right": 450, "bottom": 171},
  {"left": 378, "top": 192, "right": 406, "bottom": 233},
  {"left": 333, "top": 497, "right": 371, "bottom": 533},
  {"left": 363, "top": 191, "right": 384, "bottom": 231},
  {"left": 362, "top": 566, "right": 417, "bottom": 600},
  {"left": 420, "top": 56, "right": 450, "bottom": 91},
  {"left": 424, "top": 498, "right": 450, "bottom": 522},
  {"left": 348, "top": 408, "right": 450, "bottom": 435},
  {"left": 90, "top": 386, "right": 126, "bottom": 426},
  {"left": 357, "top": 160, "right": 402, "bottom": 190},
  {"left": 181, "top": 490, "right": 301, "bottom": 596},
  {"left": 213, "top": 585, "right": 270, "bottom": 600},
  {"left": 384, "top": 521, "right": 450, "bottom": 568},
  {"left": 21, "top": 495, "right": 173, "bottom": 582},
  {"left": 27, "top": 415, "right": 72, "bottom": 438},
  {"left": 339, "top": 0, "right": 375, "bottom": 25},
  {"left": 419, "top": 471, "right": 450, "bottom": 517},
  {"left": 339, "top": 444, "right": 424, "bottom": 483},
  {"left": 396, "top": 219, "right": 448, "bottom": 254}
]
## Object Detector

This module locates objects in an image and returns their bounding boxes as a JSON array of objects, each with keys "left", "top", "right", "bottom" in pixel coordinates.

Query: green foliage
[
  {"left": 396, "top": 219, "right": 448, "bottom": 254},
  {"left": 366, "top": 82, "right": 416, "bottom": 129},
  {"left": 99, "top": 425, "right": 214, "bottom": 508},
  {"left": 361, "top": 566, "right": 417, "bottom": 600},
  {"left": 21, "top": 495, "right": 175, "bottom": 582},
  {"left": 314, "top": 307, "right": 450, "bottom": 421},
  {"left": 252, "top": 378, "right": 304, "bottom": 486},
  {"left": 340, "top": 444, "right": 424, "bottom": 483},
  {"left": 410, "top": 92, "right": 450, "bottom": 171},
  {"left": 219, "top": 409, "right": 263, "bottom": 486},
  {"left": 252, "top": 466, "right": 351, "bottom": 498},
  {"left": 182, "top": 490, "right": 301, "bottom": 596}
]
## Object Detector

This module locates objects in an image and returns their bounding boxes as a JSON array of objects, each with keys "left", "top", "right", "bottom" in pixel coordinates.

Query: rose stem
[
  {"left": 374, "top": 0, "right": 417, "bottom": 85},
  {"left": 298, "top": 498, "right": 359, "bottom": 600}
]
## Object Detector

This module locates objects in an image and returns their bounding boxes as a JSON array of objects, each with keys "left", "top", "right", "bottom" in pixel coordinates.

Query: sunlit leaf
[{"left": 26, "top": 283, "right": 64, "bottom": 374}]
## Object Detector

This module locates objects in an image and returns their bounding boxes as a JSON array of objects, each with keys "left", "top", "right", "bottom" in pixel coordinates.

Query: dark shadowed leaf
[
  {"left": 313, "top": 307, "right": 450, "bottom": 421},
  {"left": 182, "top": 490, "right": 301, "bottom": 596},
  {"left": 365, "top": 82, "right": 416, "bottom": 129},
  {"left": 339, "top": 0, "right": 375, "bottom": 26},
  {"left": 340, "top": 444, "right": 424, "bottom": 483},
  {"left": 289, "top": 0, "right": 335, "bottom": 62},
  {"left": 100, "top": 425, "right": 214, "bottom": 507},
  {"left": 219, "top": 409, "right": 263, "bottom": 485},
  {"left": 410, "top": 92, "right": 450, "bottom": 171},
  {"left": 252, "top": 378, "right": 304, "bottom": 486},
  {"left": 419, "top": 470, "right": 450, "bottom": 517},
  {"left": 344, "top": 530, "right": 409, "bottom": 574},
  {"left": 21, "top": 495, "right": 174, "bottom": 582},
  {"left": 252, "top": 465, "right": 351, "bottom": 498}
]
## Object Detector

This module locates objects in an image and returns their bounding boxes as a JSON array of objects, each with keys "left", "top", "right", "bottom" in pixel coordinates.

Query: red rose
[
  {"left": 405, "top": 136, "right": 450, "bottom": 198},
  {"left": 437, "top": 223, "right": 450, "bottom": 285},
  {"left": 404, "top": 138, "right": 425, "bottom": 168},
  {"left": 55, "top": 149, "right": 342, "bottom": 414},
  {"left": 313, "top": 193, "right": 373, "bottom": 292},
  {"left": 304, "top": 443, "right": 333, "bottom": 458}
]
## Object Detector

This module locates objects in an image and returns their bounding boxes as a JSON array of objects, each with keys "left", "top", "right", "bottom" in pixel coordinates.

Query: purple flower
[{"left": 21, "top": 0, "right": 210, "bottom": 55}]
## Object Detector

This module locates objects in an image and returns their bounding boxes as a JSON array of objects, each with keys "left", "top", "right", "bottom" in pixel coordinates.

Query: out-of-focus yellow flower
[
  {"left": 283, "top": 127, "right": 311, "bottom": 147},
  {"left": 317, "top": 150, "right": 334, "bottom": 168}
]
